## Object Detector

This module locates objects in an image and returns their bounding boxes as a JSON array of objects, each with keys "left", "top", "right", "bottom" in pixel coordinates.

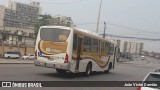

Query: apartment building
[
  {"left": 0, "top": 0, "right": 41, "bottom": 36},
  {"left": 49, "top": 15, "right": 74, "bottom": 27},
  {"left": 118, "top": 40, "right": 143, "bottom": 54}
]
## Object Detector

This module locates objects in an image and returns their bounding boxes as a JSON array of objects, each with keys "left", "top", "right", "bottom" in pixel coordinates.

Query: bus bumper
[{"left": 34, "top": 60, "right": 70, "bottom": 70}]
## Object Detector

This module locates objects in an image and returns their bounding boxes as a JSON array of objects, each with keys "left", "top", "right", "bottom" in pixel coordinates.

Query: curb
[{"left": 0, "top": 59, "right": 34, "bottom": 64}]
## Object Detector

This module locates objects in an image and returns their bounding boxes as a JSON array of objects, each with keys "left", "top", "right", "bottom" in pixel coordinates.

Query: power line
[
  {"left": 107, "top": 22, "right": 160, "bottom": 35},
  {"left": 76, "top": 22, "right": 160, "bottom": 35},
  {"left": 99, "top": 33, "right": 160, "bottom": 41},
  {"left": 39, "top": 0, "right": 85, "bottom": 4},
  {"left": 76, "top": 22, "right": 103, "bottom": 25}
]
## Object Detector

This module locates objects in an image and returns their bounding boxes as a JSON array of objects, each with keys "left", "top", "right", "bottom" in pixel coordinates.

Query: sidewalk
[
  {"left": 0, "top": 58, "right": 34, "bottom": 64},
  {"left": 120, "top": 58, "right": 160, "bottom": 67},
  {"left": 120, "top": 59, "right": 149, "bottom": 64}
]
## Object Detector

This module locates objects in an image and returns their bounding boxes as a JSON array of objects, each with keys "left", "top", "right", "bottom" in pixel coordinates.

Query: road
[{"left": 0, "top": 57, "right": 159, "bottom": 90}]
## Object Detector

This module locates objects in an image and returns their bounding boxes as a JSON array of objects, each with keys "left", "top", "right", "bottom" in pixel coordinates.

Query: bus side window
[
  {"left": 83, "top": 37, "right": 91, "bottom": 52},
  {"left": 109, "top": 44, "right": 114, "bottom": 55},
  {"left": 98, "top": 40, "right": 100, "bottom": 53},
  {"left": 91, "top": 39, "right": 98, "bottom": 53},
  {"left": 73, "top": 34, "right": 77, "bottom": 50},
  {"left": 101, "top": 42, "right": 105, "bottom": 53},
  {"left": 105, "top": 42, "right": 110, "bottom": 54}
]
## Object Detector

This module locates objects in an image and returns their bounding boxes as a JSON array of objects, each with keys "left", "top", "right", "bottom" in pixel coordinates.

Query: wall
[{"left": 0, "top": 45, "right": 35, "bottom": 55}]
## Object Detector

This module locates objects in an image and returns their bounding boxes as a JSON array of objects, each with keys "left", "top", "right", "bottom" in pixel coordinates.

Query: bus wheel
[
  {"left": 104, "top": 63, "right": 112, "bottom": 73},
  {"left": 8, "top": 56, "right": 10, "bottom": 59},
  {"left": 85, "top": 63, "right": 92, "bottom": 76},
  {"left": 56, "top": 69, "right": 66, "bottom": 74},
  {"left": 104, "top": 69, "right": 110, "bottom": 73}
]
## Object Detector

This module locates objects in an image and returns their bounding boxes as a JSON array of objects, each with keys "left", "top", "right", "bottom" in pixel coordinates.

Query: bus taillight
[
  {"left": 64, "top": 53, "right": 69, "bottom": 63},
  {"left": 35, "top": 50, "right": 37, "bottom": 59}
]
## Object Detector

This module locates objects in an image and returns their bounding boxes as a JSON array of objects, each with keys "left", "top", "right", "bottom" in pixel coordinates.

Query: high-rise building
[
  {"left": 122, "top": 41, "right": 143, "bottom": 54},
  {"left": 130, "top": 42, "right": 138, "bottom": 54},
  {"left": 139, "top": 43, "right": 144, "bottom": 54},
  {"left": 0, "top": 0, "right": 41, "bottom": 35},
  {"left": 114, "top": 39, "right": 143, "bottom": 54},
  {"left": 100, "top": 34, "right": 144, "bottom": 54}
]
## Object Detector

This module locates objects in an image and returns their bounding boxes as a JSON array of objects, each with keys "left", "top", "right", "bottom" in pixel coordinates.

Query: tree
[
  {"left": 34, "top": 15, "right": 52, "bottom": 36},
  {"left": 2, "top": 33, "right": 6, "bottom": 41}
]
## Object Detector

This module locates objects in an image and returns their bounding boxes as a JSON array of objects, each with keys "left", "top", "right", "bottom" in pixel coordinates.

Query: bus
[{"left": 34, "top": 26, "right": 119, "bottom": 76}]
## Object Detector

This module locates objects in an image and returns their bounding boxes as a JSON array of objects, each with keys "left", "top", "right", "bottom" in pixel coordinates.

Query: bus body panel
[
  {"left": 69, "top": 29, "right": 117, "bottom": 73},
  {"left": 34, "top": 26, "right": 72, "bottom": 71},
  {"left": 69, "top": 59, "right": 112, "bottom": 73}
]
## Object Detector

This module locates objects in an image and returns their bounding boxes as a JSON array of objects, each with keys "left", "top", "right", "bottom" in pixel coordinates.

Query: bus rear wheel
[
  {"left": 56, "top": 69, "right": 66, "bottom": 74},
  {"left": 85, "top": 63, "right": 92, "bottom": 76}
]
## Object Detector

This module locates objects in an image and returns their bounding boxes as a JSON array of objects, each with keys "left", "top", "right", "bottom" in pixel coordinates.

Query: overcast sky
[{"left": 1, "top": 0, "right": 160, "bottom": 52}]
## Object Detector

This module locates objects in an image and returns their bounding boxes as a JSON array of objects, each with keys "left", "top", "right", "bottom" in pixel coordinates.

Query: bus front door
[
  {"left": 75, "top": 37, "right": 83, "bottom": 71},
  {"left": 113, "top": 47, "right": 117, "bottom": 69}
]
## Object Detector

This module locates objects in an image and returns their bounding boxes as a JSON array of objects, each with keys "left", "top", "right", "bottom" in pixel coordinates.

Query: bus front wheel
[
  {"left": 56, "top": 69, "right": 66, "bottom": 74},
  {"left": 104, "top": 62, "right": 112, "bottom": 73}
]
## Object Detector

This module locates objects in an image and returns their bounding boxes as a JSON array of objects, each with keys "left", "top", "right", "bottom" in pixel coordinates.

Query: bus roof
[
  {"left": 73, "top": 28, "right": 112, "bottom": 43},
  {"left": 40, "top": 25, "right": 116, "bottom": 45},
  {"left": 75, "top": 28, "right": 100, "bottom": 37},
  {"left": 40, "top": 26, "right": 71, "bottom": 30}
]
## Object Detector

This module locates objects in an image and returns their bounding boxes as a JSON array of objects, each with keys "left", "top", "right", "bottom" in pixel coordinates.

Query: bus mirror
[{"left": 59, "top": 35, "right": 67, "bottom": 41}]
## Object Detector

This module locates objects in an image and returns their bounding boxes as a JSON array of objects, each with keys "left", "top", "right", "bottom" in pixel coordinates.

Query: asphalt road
[{"left": 0, "top": 57, "right": 159, "bottom": 90}]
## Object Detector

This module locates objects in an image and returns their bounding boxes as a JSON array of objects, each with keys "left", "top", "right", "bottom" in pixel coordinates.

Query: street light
[
  {"left": 96, "top": 0, "right": 102, "bottom": 33},
  {"left": 103, "top": 22, "right": 106, "bottom": 38}
]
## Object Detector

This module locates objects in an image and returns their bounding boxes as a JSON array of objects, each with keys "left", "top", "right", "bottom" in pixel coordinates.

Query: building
[
  {"left": 130, "top": 42, "right": 139, "bottom": 54},
  {"left": 48, "top": 15, "right": 74, "bottom": 27},
  {"left": 101, "top": 35, "right": 144, "bottom": 54},
  {"left": 139, "top": 43, "right": 144, "bottom": 54},
  {"left": 116, "top": 40, "right": 143, "bottom": 54},
  {"left": 0, "top": 0, "right": 41, "bottom": 36},
  {"left": 99, "top": 34, "right": 144, "bottom": 54}
]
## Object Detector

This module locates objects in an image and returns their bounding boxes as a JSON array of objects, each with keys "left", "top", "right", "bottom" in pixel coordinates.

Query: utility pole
[
  {"left": 96, "top": 0, "right": 102, "bottom": 33},
  {"left": 103, "top": 22, "right": 106, "bottom": 38}
]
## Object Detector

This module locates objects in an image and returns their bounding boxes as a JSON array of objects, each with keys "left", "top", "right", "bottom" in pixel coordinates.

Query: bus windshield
[{"left": 40, "top": 28, "right": 70, "bottom": 42}]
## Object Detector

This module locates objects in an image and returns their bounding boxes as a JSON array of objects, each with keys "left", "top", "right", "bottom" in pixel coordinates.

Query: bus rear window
[{"left": 40, "top": 28, "right": 70, "bottom": 42}]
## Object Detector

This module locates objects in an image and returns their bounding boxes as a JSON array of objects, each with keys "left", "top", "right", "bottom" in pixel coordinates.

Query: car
[
  {"left": 137, "top": 69, "right": 160, "bottom": 90},
  {"left": 21, "top": 54, "right": 35, "bottom": 60},
  {"left": 121, "top": 52, "right": 133, "bottom": 60},
  {"left": 155, "top": 55, "right": 160, "bottom": 59},
  {"left": 141, "top": 55, "right": 145, "bottom": 60},
  {"left": 3, "top": 51, "right": 21, "bottom": 59}
]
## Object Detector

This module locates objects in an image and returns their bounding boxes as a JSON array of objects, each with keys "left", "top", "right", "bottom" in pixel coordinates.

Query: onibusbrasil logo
[{"left": 1, "top": 82, "right": 42, "bottom": 87}]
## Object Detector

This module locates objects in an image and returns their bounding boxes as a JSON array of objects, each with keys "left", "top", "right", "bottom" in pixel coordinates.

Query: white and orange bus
[{"left": 34, "top": 26, "right": 119, "bottom": 76}]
